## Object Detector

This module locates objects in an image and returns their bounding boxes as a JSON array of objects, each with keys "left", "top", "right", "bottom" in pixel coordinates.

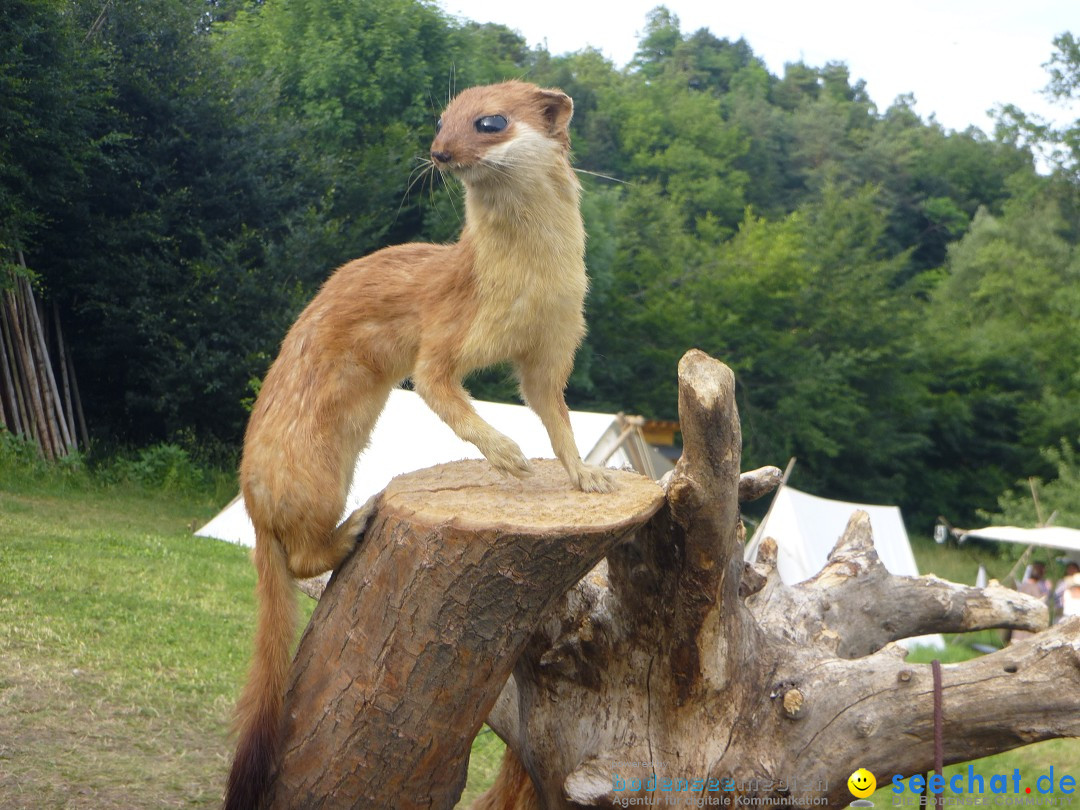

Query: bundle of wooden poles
[{"left": 0, "top": 254, "right": 87, "bottom": 460}]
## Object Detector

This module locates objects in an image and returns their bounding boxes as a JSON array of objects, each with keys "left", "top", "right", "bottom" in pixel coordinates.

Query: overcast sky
[{"left": 439, "top": 0, "right": 1077, "bottom": 135}]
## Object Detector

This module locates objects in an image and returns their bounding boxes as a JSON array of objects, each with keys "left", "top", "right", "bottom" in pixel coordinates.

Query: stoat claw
[
  {"left": 485, "top": 436, "right": 534, "bottom": 480},
  {"left": 572, "top": 464, "right": 618, "bottom": 493}
]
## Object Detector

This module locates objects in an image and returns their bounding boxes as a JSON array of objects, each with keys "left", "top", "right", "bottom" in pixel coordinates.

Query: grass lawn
[
  {"left": 0, "top": 457, "right": 1075, "bottom": 807},
  {"left": 0, "top": 474, "right": 248, "bottom": 808}
]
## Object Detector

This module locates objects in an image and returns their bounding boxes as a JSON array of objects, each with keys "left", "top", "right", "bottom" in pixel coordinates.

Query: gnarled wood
[
  {"left": 748, "top": 512, "right": 1050, "bottom": 658},
  {"left": 782, "top": 621, "right": 1080, "bottom": 804},
  {"left": 477, "top": 351, "right": 1080, "bottom": 809},
  {"left": 738, "top": 465, "right": 784, "bottom": 502},
  {"left": 486, "top": 349, "right": 768, "bottom": 806},
  {"left": 263, "top": 349, "right": 1080, "bottom": 810}
]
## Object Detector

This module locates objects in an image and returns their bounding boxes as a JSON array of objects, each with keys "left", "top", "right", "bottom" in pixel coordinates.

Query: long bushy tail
[
  {"left": 224, "top": 534, "right": 295, "bottom": 810},
  {"left": 469, "top": 747, "right": 540, "bottom": 810}
]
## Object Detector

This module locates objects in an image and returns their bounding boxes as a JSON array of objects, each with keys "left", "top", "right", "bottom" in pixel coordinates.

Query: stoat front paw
[
  {"left": 572, "top": 464, "right": 618, "bottom": 493},
  {"left": 485, "top": 436, "right": 534, "bottom": 480}
]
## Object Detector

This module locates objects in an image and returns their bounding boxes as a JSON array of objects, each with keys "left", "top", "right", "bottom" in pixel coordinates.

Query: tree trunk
[
  {"left": 265, "top": 350, "right": 1078, "bottom": 809},
  {"left": 265, "top": 460, "right": 665, "bottom": 810}
]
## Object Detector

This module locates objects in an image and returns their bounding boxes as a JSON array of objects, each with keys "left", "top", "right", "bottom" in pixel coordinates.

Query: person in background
[
  {"left": 1055, "top": 562, "right": 1080, "bottom": 623},
  {"left": 1012, "top": 562, "right": 1054, "bottom": 643},
  {"left": 1021, "top": 561, "right": 1053, "bottom": 599}
]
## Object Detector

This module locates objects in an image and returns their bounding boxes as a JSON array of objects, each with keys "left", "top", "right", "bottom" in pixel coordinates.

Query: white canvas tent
[
  {"left": 959, "top": 525, "right": 1080, "bottom": 559},
  {"left": 197, "top": 389, "right": 672, "bottom": 548},
  {"left": 744, "top": 486, "right": 944, "bottom": 649}
]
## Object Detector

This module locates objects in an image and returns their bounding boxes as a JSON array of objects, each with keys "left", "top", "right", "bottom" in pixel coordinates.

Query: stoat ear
[{"left": 536, "top": 88, "right": 574, "bottom": 137}]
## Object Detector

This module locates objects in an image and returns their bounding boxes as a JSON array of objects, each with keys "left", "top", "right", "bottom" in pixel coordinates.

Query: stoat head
[{"left": 430, "top": 81, "right": 574, "bottom": 188}]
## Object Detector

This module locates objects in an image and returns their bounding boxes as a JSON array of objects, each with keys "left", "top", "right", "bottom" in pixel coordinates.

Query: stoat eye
[
  {"left": 475, "top": 115, "right": 508, "bottom": 133},
  {"left": 435, "top": 117, "right": 443, "bottom": 133}
]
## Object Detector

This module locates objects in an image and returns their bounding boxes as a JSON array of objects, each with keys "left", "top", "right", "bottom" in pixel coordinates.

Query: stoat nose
[{"left": 430, "top": 150, "right": 452, "bottom": 165}]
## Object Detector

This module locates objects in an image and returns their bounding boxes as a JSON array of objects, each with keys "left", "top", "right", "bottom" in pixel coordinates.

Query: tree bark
[{"left": 266, "top": 350, "right": 1078, "bottom": 810}]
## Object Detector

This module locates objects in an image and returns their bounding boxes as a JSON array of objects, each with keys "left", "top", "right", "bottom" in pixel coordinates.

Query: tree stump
[
  {"left": 264, "top": 460, "right": 664, "bottom": 809},
  {"left": 263, "top": 350, "right": 1080, "bottom": 809}
]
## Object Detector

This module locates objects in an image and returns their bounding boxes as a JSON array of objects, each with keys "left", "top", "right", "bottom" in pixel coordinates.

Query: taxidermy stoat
[{"left": 223, "top": 80, "right": 614, "bottom": 810}]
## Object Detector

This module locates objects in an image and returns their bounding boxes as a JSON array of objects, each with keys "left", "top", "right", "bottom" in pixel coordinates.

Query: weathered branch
[
  {"left": 738, "top": 465, "right": 784, "bottom": 502},
  {"left": 489, "top": 350, "right": 771, "bottom": 805},
  {"left": 780, "top": 620, "right": 1080, "bottom": 805},
  {"left": 644, "top": 349, "right": 747, "bottom": 702},
  {"left": 748, "top": 511, "right": 1050, "bottom": 658},
  {"left": 265, "top": 460, "right": 663, "bottom": 809}
]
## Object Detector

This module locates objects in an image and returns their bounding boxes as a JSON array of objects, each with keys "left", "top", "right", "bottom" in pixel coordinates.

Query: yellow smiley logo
[{"left": 848, "top": 768, "right": 876, "bottom": 798}]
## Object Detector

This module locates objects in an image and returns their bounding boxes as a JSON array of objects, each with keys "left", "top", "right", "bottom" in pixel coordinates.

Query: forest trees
[{"left": 2, "top": 0, "right": 1077, "bottom": 527}]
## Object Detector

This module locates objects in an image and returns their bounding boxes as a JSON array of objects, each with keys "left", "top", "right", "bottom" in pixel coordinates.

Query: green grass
[
  {"left": 459, "top": 730, "right": 506, "bottom": 806},
  {"left": 0, "top": 476, "right": 251, "bottom": 808},
  {"left": 0, "top": 448, "right": 1075, "bottom": 807}
]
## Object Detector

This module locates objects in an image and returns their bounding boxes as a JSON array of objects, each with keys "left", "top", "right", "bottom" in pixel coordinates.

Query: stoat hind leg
[
  {"left": 290, "top": 494, "right": 378, "bottom": 588},
  {"left": 336, "top": 494, "right": 379, "bottom": 546},
  {"left": 285, "top": 518, "right": 358, "bottom": 580},
  {"left": 282, "top": 387, "right": 390, "bottom": 580}
]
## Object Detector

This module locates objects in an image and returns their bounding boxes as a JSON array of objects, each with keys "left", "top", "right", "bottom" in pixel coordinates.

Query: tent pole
[
  {"left": 747, "top": 457, "right": 796, "bottom": 548},
  {"left": 1004, "top": 544, "right": 1036, "bottom": 588}
]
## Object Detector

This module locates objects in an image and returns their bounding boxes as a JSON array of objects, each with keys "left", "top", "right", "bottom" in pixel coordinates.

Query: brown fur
[
  {"left": 468, "top": 748, "right": 540, "bottom": 810},
  {"left": 223, "top": 81, "right": 613, "bottom": 809}
]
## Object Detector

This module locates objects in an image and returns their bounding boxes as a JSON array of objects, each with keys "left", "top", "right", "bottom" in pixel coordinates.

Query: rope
[{"left": 932, "top": 659, "right": 944, "bottom": 810}]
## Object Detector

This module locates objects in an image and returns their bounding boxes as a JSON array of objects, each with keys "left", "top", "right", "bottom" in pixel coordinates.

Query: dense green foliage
[
  {"left": 3, "top": 1, "right": 1078, "bottom": 528},
  {"left": 987, "top": 437, "right": 1080, "bottom": 529}
]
